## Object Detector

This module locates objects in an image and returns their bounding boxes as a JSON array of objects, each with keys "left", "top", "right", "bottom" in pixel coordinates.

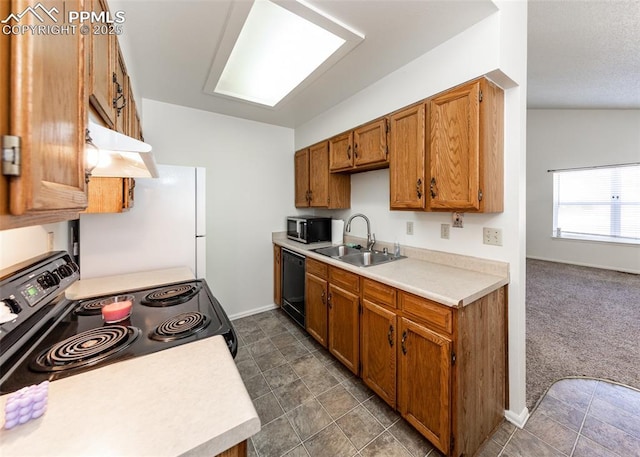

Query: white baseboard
[
  {"left": 229, "top": 303, "right": 279, "bottom": 321},
  {"left": 505, "top": 407, "right": 530, "bottom": 429}
]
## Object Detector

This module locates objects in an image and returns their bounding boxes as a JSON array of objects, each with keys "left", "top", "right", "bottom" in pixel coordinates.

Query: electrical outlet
[
  {"left": 452, "top": 212, "right": 464, "bottom": 228},
  {"left": 441, "top": 224, "right": 450, "bottom": 239},
  {"left": 406, "top": 221, "right": 414, "bottom": 235},
  {"left": 483, "top": 227, "right": 503, "bottom": 246}
]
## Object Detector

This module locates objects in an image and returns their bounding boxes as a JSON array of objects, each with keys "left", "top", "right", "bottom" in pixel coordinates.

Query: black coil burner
[
  {"left": 141, "top": 283, "right": 202, "bottom": 307},
  {"left": 30, "top": 325, "right": 140, "bottom": 372},
  {"left": 150, "top": 312, "right": 210, "bottom": 342},
  {"left": 73, "top": 299, "right": 105, "bottom": 316}
]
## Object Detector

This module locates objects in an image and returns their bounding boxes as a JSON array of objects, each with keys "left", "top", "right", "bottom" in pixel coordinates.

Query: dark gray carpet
[{"left": 526, "top": 258, "right": 640, "bottom": 409}]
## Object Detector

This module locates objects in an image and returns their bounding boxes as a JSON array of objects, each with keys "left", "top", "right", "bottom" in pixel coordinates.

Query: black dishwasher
[{"left": 281, "top": 248, "right": 305, "bottom": 328}]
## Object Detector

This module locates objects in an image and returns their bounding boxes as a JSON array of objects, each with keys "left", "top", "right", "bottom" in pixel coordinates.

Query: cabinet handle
[
  {"left": 388, "top": 325, "right": 394, "bottom": 347},
  {"left": 416, "top": 178, "right": 422, "bottom": 199},
  {"left": 401, "top": 330, "right": 408, "bottom": 354},
  {"left": 327, "top": 292, "right": 332, "bottom": 308},
  {"left": 321, "top": 290, "right": 325, "bottom": 305},
  {"left": 354, "top": 143, "right": 359, "bottom": 159},
  {"left": 308, "top": 190, "right": 313, "bottom": 202},
  {"left": 430, "top": 177, "right": 437, "bottom": 199},
  {"left": 347, "top": 145, "right": 351, "bottom": 160},
  {"left": 112, "top": 72, "right": 127, "bottom": 117}
]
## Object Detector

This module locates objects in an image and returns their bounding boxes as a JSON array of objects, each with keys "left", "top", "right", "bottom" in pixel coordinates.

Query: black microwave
[{"left": 287, "top": 216, "right": 331, "bottom": 244}]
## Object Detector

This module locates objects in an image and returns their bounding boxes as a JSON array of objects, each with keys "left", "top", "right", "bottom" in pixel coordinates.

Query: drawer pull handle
[
  {"left": 388, "top": 325, "right": 394, "bottom": 347},
  {"left": 401, "top": 330, "right": 408, "bottom": 354}
]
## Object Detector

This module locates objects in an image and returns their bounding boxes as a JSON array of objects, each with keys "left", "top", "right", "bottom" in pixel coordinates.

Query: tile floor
[{"left": 233, "top": 309, "right": 640, "bottom": 457}]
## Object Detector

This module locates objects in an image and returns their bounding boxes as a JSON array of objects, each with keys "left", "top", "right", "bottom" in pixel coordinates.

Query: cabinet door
[
  {"left": 294, "top": 149, "right": 310, "bottom": 207},
  {"left": 389, "top": 104, "right": 426, "bottom": 209},
  {"left": 328, "top": 284, "right": 359, "bottom": 374},
  {"left": 113, "top": 47, "right": 128, "bottom": 134},
  {"left": 273, "top": 245, "right": 282, "bottom": 306},
  {"left": 429, "top": 80, "right": 481, "bottom": 210},
  {"left": 361, "top": 299, "right": 397, "bottom": 408},
  {"left": 354, "top": 119, "right": 388, "bottom": 168},
  {"left": 306, "top": 273, "right": 328, "bottom": 347},
  {"left": 88, "top": 0, "right": 115, "bottom": 128},
  {"left": 8, "top": 0, "right": 88, "bottom": 216},
  {"left": 398, "top": 317, "right": 452, "bottom": 455},
  {"left": 308, "top": 141, "right": 329, "bottom": 207},
  {"left": 329, "top": 132, "right": 353, "bottom": 171}
]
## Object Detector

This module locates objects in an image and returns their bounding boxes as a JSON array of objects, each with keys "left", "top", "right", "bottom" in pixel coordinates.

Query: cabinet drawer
[
  {"left": 306, "top": 258, "right": 328, "bottom": 279},
  {"left": 399, "top": 292, "right": 453, "bottom": 334},
  {"left": 329, "top": 267, "right": 360, "bottom": 293},
  {"left": 363, "top": 278, "right": 396, "bottom": 309}
]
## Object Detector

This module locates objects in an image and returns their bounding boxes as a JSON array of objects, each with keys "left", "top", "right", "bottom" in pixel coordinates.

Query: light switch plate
[
  {"left": 406, "top": 221, "right": 414, "bottom": 235},
  {"left": 441, "top": 224, "right": 450, "bottom": 239}
]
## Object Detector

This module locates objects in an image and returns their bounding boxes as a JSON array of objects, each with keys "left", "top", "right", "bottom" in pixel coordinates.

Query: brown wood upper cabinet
[
  {"left": 1, "top": 0, "right": 88, "bottom": 230},
  {"left": 294, "top": 142, "right": 350, "bottom": 209},
  {"left": 428, "top": 77, "right": 504, "bottom": 212},
  {"left": 389, "top": 103, "right": 426, "bottom": 210},
  {"left": 329, "top": 118, "right": 389, "bottom": 173},
  {"left": 88, "top": 0, "right": 116, "bottom": 129},
  {"left": 83, "top": 177, "right": 134, "bottom": 214}
]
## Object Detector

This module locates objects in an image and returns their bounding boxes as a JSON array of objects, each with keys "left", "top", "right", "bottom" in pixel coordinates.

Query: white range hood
[{"left": 86, "top": 120, "right": 159, "bottom": 178}]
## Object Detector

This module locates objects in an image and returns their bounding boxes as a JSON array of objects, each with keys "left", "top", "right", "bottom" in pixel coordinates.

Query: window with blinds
[{"left": 552, "top": 164, "right": 640, "bottom": 244}]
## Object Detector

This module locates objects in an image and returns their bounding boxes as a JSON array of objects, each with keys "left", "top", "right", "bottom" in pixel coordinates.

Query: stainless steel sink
[
  {"left": 312, "top": 245, "right": 362, "bottom": 258},
  {"left": 339, "top": 250, "right": 406, "bottom": 267},
  {"left": 312, "top": 245, "right": 406, "bottom": 267}
]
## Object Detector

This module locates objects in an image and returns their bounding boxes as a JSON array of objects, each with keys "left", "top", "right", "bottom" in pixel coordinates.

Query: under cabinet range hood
[{"left": 86, "top": 120, "right": 159, "bottom": 178}]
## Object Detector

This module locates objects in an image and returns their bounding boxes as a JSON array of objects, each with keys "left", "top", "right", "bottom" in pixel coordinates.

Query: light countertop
[
  {"left": 65, "top": 267, "right": 196, "bottom": 300},
  {"left": 1, "top": 268, "right": 260, "bottom": 456},
  {"left": 273, "top": 233, "right": 509, "bottom": 307},
  {"left": 0, "top": 336, "right": 260, "bottom": 457}
]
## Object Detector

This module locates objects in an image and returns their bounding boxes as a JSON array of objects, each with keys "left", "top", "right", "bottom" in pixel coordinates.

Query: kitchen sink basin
[
  {"left": 312, "top": 245, "right": 406, "bottom": 268},
  {"left": 312, "top": 245, "right": 362, "bottom": 258},
  {"left": 339, "top": 251, "right": 406, "bottom": 267}
]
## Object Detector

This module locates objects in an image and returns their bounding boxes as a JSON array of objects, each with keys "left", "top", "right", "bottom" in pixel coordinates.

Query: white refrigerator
[{"left": 79, "top": 165, "right": 206, "bottom": 279}]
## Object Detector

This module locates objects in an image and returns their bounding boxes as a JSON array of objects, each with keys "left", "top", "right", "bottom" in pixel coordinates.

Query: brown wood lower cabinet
[
  {"left": 398, "top": 316, "right": 452, "bottom": 454},
  {"left": 293, "top": 254, "right": 507, "bottom": 457},
  {"left": 361, "top": 299, "right": 397, "bottom": 408}
]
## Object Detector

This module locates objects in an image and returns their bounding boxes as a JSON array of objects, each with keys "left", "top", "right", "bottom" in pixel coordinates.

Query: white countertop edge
[{"left": 273, "top": 233, "right": 509, "bottom": 308}]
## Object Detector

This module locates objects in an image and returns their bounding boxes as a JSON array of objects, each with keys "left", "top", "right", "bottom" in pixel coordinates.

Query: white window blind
[{"left": 552, "top": 164, "right": 640, "bottom": 243}]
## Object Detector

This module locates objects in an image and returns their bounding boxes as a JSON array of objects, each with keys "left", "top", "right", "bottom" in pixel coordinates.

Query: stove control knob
[
  {"left": 0, "top": 298, "right": 21, "bottom": 324},
  {"left": 57, "top": 264, "right": 74, "bottom": 279},
  {"left": 1, "top": 297, "right": 22, "bottom": 314},
  {"left": 37, "top": 272, "right": 60, "bottom": 289}
]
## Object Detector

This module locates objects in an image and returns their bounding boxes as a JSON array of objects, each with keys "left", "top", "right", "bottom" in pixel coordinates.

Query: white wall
[
  {"left": 0, "top": 221, "right": 71, "bottom": 270},
  {"left": 296, "top": 2, "right": 529, "bottom": 424},
  {"left": 527, "top": 109, "right": 640, "bottom": 273},
  {"left": 140, "top": 99, "right": 295, "bottom": 318}
]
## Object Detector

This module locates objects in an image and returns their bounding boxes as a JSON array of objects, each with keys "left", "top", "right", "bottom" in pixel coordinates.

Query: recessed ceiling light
[{"left": 205, "top": 0, "right": 363, "bottom": 108}]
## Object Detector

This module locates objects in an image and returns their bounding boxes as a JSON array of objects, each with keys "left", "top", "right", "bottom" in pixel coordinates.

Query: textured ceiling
[{"left": 528, "top": 0, "right": 640, "bottom": 109}]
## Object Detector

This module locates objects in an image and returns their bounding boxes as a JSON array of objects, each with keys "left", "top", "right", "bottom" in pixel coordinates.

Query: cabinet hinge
[
  {"left": 386, "top": 122, "right": 390, "bottom": 134},
  {"left": 2, "top": 135, "right": 21, "bottom": 176},
  {"left": 479, "top": 89, "right": 483, "bottom": 102},
  {"left": 478, "top": 189, "right": 483, "bottom": 202},
  {"left": 451, "top": 352, "right": 456, "bottom": 366},
  {"left": 385, "top": 144, "right": 389, "bottom": 157}
]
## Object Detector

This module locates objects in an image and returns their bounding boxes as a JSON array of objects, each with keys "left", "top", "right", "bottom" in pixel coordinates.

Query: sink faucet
[{"left": 345, "top": 213, "right": 376, "bottom": 251}]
